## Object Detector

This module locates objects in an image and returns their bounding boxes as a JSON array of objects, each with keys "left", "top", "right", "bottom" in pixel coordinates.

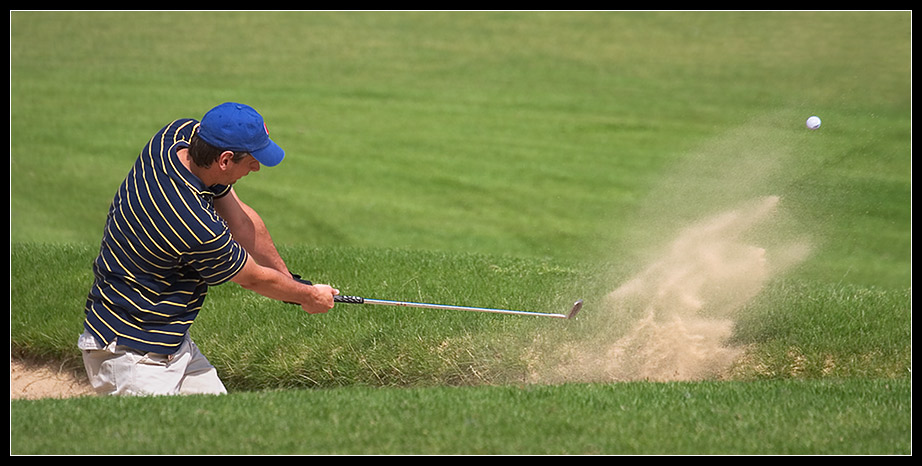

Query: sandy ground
[{"left": 10, "top": 357, "right": 96, "bottom": 400}]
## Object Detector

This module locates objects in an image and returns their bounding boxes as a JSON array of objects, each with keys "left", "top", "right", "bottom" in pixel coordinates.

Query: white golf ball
[{"left": 806, "top": 116, "right": 822, "bottom": 130}]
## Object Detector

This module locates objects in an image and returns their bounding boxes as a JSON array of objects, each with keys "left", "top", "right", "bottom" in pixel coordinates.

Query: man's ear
[{"left": 216, "top": 151, "right": 236, "bottom": 170}]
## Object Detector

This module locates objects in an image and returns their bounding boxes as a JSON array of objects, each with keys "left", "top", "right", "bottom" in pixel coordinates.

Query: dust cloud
[
  {"left": 530, "top": 195, "right": 811, "bottom": 383},
  {"left": 526, "top": 114, "right": 821, "bottom": 383}
]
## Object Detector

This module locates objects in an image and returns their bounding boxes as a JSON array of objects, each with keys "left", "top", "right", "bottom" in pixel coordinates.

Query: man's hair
[{"left": 188, "top": 131, "right": 251, "bottom": 168}]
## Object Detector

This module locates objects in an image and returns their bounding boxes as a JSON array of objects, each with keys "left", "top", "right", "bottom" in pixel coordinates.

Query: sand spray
[{"left": 528, "top": 116, "right": 814, "bottom": 383}]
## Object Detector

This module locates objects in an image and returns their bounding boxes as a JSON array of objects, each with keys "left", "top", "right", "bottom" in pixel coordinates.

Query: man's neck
[{"left": 177, "top": 148, "right": 214, "bottom": 186}]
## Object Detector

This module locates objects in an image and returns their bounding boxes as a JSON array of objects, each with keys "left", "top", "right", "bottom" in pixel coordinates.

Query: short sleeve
[{"left": 184, "top": 230, "right": 248, "bottom": 285}]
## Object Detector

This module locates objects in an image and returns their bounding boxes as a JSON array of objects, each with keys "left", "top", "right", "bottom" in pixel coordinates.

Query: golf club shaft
[
  {"left": 291, "top": 277, "right": 582, "bottom": 319},
  {"left": 334, "top": 295, "right": 580, "bottom": 319}
]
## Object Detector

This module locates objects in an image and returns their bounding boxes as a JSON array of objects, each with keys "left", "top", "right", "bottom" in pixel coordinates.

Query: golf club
[
  {"left": 333, "top": 295, "right": 584, "bottom": 319},
  {"left": 290, "top": 276, "right": 583, "bottom": 319}
]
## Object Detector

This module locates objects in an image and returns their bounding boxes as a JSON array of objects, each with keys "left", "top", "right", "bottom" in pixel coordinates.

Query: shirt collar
[{"left": 169, "top": 141, "right": 220, "bottom": 197}]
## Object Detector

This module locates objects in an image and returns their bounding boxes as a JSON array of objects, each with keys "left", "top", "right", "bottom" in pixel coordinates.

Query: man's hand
[{"left": 301, "top": 284, "right": 339, "bottom": 314}]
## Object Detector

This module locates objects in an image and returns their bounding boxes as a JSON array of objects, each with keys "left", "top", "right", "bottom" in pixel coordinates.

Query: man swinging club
[{"left": 78, "top": 102, "right": 339, "bottom": 396}]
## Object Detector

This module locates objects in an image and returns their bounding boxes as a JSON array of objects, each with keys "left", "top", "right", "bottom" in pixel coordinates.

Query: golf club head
[{"left": 567, "top": 299, "right": 584, "bottom": 319}]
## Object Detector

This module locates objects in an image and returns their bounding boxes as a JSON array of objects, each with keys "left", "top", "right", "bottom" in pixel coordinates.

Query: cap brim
[{"left": 251, "top": 140, "right": 285, "bottom": 167}]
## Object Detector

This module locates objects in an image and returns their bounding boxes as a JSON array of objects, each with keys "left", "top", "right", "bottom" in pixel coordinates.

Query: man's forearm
[
  {"left": 235, "top": 260, "right": 304, "bottom": 302},
  {"left": 231, "top": 257, "right": 338, "bottom": 313}
]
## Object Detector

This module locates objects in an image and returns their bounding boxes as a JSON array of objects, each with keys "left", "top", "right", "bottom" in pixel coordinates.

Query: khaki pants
[{"left": 79, "top": 331, "right": 227, "bottom": 396}]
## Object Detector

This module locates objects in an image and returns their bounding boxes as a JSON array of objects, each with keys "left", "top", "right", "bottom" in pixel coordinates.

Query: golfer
[{"left": 78, "top": 102, "right": 338, "bottom": 396}]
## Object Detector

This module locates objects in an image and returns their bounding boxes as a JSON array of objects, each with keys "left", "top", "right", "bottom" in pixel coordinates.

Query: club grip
[
  {"left": 290, "top": 276, "right": 364, "bottom": 304},
  {"left": 285, "top": 294, "right": 363, "bottom": 305},
  {"left": 334, "top": 295, "right": 365, "bottom": 304}
]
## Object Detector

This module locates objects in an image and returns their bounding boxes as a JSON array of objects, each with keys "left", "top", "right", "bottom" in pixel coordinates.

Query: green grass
[
  {"left": 11, "top": 380, "right": 912, "bottom": 455},
  {"left": 11, "top": 11, "right": 911, "bottom": 276},
  {"left": 732, "top": 281, "right": 911, "bottom": 379},
  {"left": 10, "top": 11, "right": 911, "bottom": 454}
]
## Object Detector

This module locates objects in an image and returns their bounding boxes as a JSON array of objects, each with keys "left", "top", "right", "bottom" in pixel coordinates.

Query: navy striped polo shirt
[{"left": 83, "top": 118, "right": 249, "bottom": 354}]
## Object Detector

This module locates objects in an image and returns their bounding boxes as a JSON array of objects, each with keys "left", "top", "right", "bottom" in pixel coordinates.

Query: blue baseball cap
[{"left": 198, "top": 102, "right": 285, "bottom": 167}]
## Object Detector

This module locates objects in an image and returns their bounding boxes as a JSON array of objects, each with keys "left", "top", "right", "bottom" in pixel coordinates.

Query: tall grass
[
  {"left": 10, "top": 242, "right": 910, "bottom": 391},
  {"left": 10, "top": 241, "right": 591, "bottom": 388}
]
